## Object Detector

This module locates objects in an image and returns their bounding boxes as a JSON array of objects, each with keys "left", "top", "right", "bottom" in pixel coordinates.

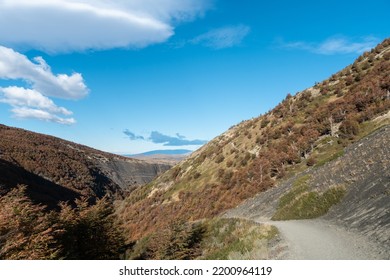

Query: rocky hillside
[
  {"left": 118, "top": 38, "right": 390, "bottom": 241},
  {"left": 0, "top": 125, "right": 171, "bottom": 208}
]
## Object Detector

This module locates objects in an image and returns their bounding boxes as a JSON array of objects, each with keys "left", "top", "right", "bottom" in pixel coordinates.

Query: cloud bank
[
  {"left": 123, "top": 129, "right": 145, "bottom": 141},
  {"left": 149, "top": 131, "right": 207, "bottom": 146},
  {"left": 0, "top": 0, "right": 210, "bottom": 53},
  {"left": 124, "top": 130, "right": 208, "bottom": 146},
  {"left": 0, "top": 46, "right": 88, "bottom": 124},
  {"left": 281, "top": 36, "right": 380, "bottom": 55}
]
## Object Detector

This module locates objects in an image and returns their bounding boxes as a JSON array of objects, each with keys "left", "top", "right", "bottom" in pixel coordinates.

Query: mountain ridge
[
  {"left": 0, "top": 124, "right": 171, "bottom": 208},
  {"left": 127, "top": 149, "right": 193, "bottom": 156}
]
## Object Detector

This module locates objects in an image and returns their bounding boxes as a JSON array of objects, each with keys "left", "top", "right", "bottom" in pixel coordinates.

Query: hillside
[
  {"left": 117, "top": 38, "right": 390, "bottom": 244},
  {"left": 0, "top": 125, "right": 171, "bottom": 208}
]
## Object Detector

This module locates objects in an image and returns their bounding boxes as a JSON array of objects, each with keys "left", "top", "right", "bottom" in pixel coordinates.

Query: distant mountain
[
  {"left": 0, "top": 124, "right": 171, "bottom": 208},
  {"left": 117, "top": 38, "right": 390, "bottom": 244},
  {"left": 128, "top": 149, "right": 192, "bottom": 157}
]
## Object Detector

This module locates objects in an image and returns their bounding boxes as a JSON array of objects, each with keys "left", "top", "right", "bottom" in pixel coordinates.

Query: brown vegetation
[{"left": 0, "top": 185, "right": 126, "bottom": 260}]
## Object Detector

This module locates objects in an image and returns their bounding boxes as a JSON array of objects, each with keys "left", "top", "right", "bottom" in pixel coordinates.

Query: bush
[
  {"left": 215, "top": 154, "right": 225, "bottom": 164},
  {"left": 306, "top": 157, "right": 316, "bottom": 166},
  {"left": 260, "top": 119, "right": 269, "bottom": 128},
  {"left": 339, "top": 119, "right": 360, "bottom": 139}
]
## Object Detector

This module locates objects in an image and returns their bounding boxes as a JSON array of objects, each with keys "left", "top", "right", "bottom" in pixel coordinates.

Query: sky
[{"left": 0, "top": 0, "right": 389, "bottom": 154}]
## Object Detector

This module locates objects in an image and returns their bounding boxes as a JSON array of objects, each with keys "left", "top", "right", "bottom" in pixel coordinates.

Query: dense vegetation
[
  {"left": 0, "top": 185, "right": 125, "bottom": 260},
  {"left": 117, "top": 38, "right": 390, "bottom": 243}
]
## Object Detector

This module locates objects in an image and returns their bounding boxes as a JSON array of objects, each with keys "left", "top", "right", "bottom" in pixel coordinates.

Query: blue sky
[{"left": 0, "top": 0, "right": 389, "bottom": 154}]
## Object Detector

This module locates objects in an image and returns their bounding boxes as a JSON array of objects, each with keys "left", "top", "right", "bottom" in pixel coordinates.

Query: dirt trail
[{"left": 262, "top": 219, "right": 384, "bottom": 260}]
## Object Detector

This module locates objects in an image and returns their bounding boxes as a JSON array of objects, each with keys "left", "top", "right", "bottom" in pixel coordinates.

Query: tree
[
  {"left": 132, "top": 221, "right": 206, "bottom": 260},
  {"left": 56, "top": 197, "right": 126, "bottom": 260},
  {"left": 0, "top": 186, "right": 59, "bottom": 260},
  {"left": 0, "top": 186, "right": 126, "bottom": 260}
]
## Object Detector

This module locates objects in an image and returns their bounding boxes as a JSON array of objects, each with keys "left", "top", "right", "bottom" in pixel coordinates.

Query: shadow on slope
[{"left": 0, "top": 159, "right": 80, "bottom": 209}]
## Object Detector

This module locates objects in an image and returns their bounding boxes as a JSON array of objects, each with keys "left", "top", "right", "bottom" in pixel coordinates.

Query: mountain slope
[
  {"left": 118, "top": 38, "right": 390, "bottom": 242},
  {"left": 0, "top": 125, "right": 171, "bottom": 208}
]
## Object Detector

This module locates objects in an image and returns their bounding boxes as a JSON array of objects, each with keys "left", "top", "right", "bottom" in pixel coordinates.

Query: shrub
[
  {"left": 171, "top": 167, "right": 181, "bottom": 180},
  {"left": 339, "top": 119, "right": 360, "bottom": 139},
  {"left": 260, "top": 119, "right": 269, "bottom": 128},
  {"left": 215, "top": 154, "right": 225, "bottom": 164},
  {"left": 306, "top": 157, "right": 316, "bottom": 166},
  {"left": 193, "top": 172, "right": 201, "bottom": 180}
]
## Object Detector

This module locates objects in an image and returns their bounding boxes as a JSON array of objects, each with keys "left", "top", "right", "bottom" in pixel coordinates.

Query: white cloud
[
  {"left": 282, "top": 36, "right": 380, "bottom": 55},
  {"left": 0, "top": 86, "right": 72, "bottom": 115},
  {"left": 0, "top": 46, "right": 88, "bottom": 124},
  {"left": 191, "top": 25, "right": 250, "bottom": 49},
  {"left": 0, "top": 0, "right": 210, "bottom": 53},
  {"left": 0, "top": 46, "right": 88, "bottom": 99},
  {"left": 11, "top": 107, "right": 76, "bottom": 125}
]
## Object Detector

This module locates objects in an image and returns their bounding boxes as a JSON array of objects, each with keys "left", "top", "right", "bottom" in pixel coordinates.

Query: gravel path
[{"left": 261, "top": 219, "right": 385, "bottom": 260}]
